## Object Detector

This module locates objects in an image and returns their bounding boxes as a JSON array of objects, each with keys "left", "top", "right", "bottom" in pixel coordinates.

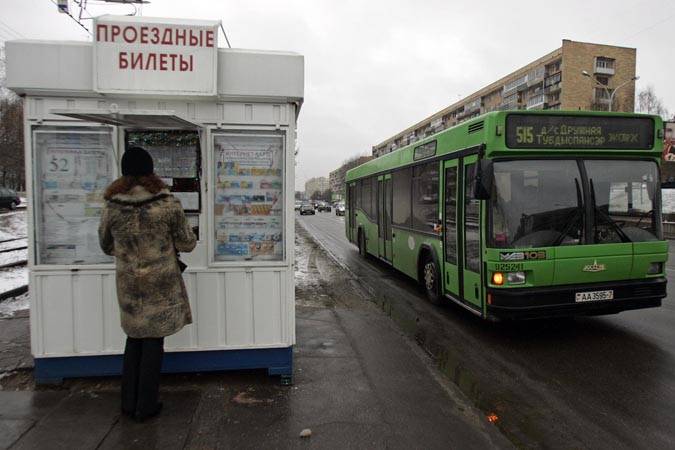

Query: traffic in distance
[
  {"left": 344, "top": 110, "right": 667, "bottom": 320},
  {"left": 296, "top": 199, "right": 345, "bottom": 216}
]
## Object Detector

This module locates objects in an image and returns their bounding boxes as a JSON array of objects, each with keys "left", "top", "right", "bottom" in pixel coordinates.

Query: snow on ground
[
  {"left": 0, "top": 291, "right": 29, "bottom": 318},
  {"left": 0, "top": 267, "right": 28, "bottom": 292},
  {"left": 0, "top": 210, "right": 26, "bottom": 241},
  {"left": 0, "top": 249, "right": 26, "bottom": 266}
]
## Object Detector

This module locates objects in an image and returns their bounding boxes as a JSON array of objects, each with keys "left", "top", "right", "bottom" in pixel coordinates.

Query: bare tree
[
  {"left": 637, "top": 86, "right": 670, "bottom": 119},
  {"left": 0, "top": 44, "right": 25, "bottom": 191}
]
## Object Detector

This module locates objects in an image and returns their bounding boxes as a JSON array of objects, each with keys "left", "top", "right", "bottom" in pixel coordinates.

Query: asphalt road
[{"left": 298, "top": 211, "right": 675, "bottom": 449}]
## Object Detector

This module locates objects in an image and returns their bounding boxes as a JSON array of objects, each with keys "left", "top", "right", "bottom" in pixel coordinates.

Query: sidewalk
[{"left": 0, "top": 226, "right": 509, "bottom": 449}]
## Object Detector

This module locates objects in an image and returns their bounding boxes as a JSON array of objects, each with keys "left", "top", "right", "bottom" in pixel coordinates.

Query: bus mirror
[{"left": 474, "top": 160, "right": 493, "bottom": 200}]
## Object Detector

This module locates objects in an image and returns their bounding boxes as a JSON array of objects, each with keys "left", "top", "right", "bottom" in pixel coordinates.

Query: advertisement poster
[
  {"left": 35, "top": 131, "right": 114, "bottom": 265},
  {"left": 213, "top": 134, "right": 284, "bottom": 261}
]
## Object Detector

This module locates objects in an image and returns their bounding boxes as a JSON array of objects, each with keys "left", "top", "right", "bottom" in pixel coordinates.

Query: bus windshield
[{"left": 490, "top": 159, "right": 661, "bottom": 248}]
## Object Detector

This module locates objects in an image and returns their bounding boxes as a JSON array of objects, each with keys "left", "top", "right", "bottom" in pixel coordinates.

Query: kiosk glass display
[
  {"left": 33, "top": 128, "right": 115, "bottom": 265},
  {"left": 213, "top": 133, "right": 284, "bottom": 261}
]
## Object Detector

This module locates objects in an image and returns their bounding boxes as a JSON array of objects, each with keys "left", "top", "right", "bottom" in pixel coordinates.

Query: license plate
[{"left": 575, "top": 290, "right": 614, "bottom": 302}]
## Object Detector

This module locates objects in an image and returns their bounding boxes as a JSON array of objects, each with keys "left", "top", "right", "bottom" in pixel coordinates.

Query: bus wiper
[
  {"left": 552, "top": 178, "right": 583, "bottom": 246},
  {"left": 589, "top": 178, "right": 631, "bottom": 242}
]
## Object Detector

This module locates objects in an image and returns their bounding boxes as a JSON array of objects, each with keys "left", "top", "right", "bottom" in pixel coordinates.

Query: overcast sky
[{"left": 1, "top": 0, "right": 673, "bottom": 190}]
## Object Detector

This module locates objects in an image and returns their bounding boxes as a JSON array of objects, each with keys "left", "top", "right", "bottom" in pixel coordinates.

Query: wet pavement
[
  {"left": 0, "top": 223, "right": 508, "bottom": 449},
  {"left": 298, "top": 211, "right": 675, "bottom": 449}
]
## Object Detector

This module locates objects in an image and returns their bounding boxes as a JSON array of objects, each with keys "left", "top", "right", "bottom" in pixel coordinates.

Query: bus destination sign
[{"left": 505, "top": 114, "right": 654, "bottom": 150}]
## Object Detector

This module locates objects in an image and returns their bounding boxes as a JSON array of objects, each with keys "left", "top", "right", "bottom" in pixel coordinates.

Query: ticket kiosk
[{"left": 5, "top": 15, "right": 303, "bottom": 383}]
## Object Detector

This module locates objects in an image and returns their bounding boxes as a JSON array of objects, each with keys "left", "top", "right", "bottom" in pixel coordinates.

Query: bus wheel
[{"left": 421, "top": 254, "right": 441, "bottom": 305}]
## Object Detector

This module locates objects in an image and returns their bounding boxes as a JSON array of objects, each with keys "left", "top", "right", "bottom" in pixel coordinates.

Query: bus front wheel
[{"left": 421, "top": 253, "right": 441, "bottom": 305}]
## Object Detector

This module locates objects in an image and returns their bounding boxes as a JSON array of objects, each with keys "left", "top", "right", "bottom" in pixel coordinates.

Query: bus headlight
[
  {"left": 647, "top": 262, "right": 663, "bottom": 275},
  {"left": 507, "top": 272, "right": 526, "bottom": 284}
]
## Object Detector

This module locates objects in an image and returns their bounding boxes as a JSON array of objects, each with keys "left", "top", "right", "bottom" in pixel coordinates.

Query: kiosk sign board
[{"left": 93, "top": 15, "right": 219, "bottom": 95}]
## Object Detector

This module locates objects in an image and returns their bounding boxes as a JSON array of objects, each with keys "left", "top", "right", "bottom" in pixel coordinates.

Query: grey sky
[{"left": 1, "top": 0, "right": 673, "bottom": 190}]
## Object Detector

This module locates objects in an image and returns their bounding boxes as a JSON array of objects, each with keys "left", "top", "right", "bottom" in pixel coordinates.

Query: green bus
[{"left": 345, "top": 111, "right": 667, "bottom": 320}]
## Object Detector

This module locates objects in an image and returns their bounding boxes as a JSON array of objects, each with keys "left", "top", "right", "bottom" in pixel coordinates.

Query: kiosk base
[{"left": 33, "top": 347, "right": 293, "bottom": 385}]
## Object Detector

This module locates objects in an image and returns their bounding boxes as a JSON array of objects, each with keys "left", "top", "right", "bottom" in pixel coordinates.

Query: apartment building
[
  {"left": 329, "top": 155, "right": 373, "bottom": 200},
  {"left": 373, "top": 39, "right": 637, "bottom": 157},
  {"left": 304, "top": 176, "right": 329, "bottom": 198}
]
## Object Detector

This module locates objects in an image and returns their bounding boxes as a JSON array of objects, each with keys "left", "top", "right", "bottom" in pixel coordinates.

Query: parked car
[
  {"left": 317, "top": 201, "right": 332, "bottom": 212},
  {"left": 295, "top": 201, "right": 302, "bottom": 211},
  {"left": 0, "top": 188, "right": 20, "bottom": 210},
  {"left": 299, "top": 203, "right": 315, "bottom": 215},
  {"left": 335, "top": 202, "right": 345, "bottom": 216}
]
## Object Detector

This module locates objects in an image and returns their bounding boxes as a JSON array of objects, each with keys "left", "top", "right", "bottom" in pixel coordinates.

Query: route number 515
[{"left": 516, "top": 126, "right": 534, "bottom": 144}]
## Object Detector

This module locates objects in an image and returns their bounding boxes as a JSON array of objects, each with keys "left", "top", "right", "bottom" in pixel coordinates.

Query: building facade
[
  {"left": 329, "top": 155, "right": 373, "bottom": 201},
  {"left": 373, "top": 39, "right": 637, "bottom": 157},
  {"left": 305, "top": 176, "right": 329, "bottom": 198}
]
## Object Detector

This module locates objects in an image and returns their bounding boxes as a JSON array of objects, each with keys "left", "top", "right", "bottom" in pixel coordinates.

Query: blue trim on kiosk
[{"left": 34, "top": 347, "right": 293, "bottom": 385}]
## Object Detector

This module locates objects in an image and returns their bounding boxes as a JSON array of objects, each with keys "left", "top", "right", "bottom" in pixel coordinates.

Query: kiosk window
[
  {"left": 34, "top": 128, "right": 115, "bottom": 265},
  {"left": 213, "top": 133, "right": 284, "bottom": 261}
]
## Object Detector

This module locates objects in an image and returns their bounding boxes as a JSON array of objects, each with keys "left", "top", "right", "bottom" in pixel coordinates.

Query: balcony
[
  {"left": 594, "top": 58, "right": 615, "bottom": 75},
  {"left": 544, "top": 82, "right": 562, "bottom": 94},
  {"left": 503, "top": 75, "right": 529, "bottom": 95},
  {"left": 526, "top": 94, "right": 546, "bottom": 109}
]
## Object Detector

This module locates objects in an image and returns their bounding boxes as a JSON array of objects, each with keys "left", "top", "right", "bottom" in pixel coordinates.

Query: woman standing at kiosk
[{"left": 98, "top": 147, "right": 197, "bottom": 422}]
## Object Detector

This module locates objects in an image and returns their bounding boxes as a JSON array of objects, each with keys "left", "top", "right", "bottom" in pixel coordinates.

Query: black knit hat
[{"left": 121, "top": 146, "right": 154, "bottom": 176}]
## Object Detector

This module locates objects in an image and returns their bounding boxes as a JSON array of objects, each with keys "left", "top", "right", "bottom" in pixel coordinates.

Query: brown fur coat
[{"left": 99, "top": 175, "right": 197, "bottom": 338}]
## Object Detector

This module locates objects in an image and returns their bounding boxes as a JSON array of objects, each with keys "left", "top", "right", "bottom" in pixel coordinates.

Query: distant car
[
  {"left": 0, "top": 188, "right": 20, "bottom": 210},
  {"left": 295, "top": 201, "right": 302, "bottom": 211},
  {"left": 335, "top": 202, "right": 345, "bottom": 216},
  {"left": 317, "top": 201, "right": 332, "bottom": 212},
  {"left": 299, "top": 203, "right": 315, "bottom": 215}
]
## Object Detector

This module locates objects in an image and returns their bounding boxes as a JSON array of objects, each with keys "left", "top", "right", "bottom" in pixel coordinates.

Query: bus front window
[
  {"left": 585, "top": 160, "right": 661, "bottom": 243},
  {"left": 491, "top": 160, "right": 584, "bottom": 248}
]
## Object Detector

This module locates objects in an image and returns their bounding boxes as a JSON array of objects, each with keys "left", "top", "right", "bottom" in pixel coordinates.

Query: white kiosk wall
[{"left": 6, "top": 20, "right": 303, "bottom": 383}]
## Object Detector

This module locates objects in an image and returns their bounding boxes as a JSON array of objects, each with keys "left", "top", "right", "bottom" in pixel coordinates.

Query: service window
[
  {"left": 126, "top": 130, "right": 202, "bottom": 236},
  {"left": 213, "top": 133, "right": 284, "bottom": 261},
  {"left": 33, "top": 127, "right": 115, "bottom": 265}
]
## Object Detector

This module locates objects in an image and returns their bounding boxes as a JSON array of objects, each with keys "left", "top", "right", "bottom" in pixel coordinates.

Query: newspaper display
[
  {"left": 35, "top": 131, "right": 114, "bottom": 265},
  {"left": 213, "top": 134, "right": 284, "bottom": 261},
  {"left": 145, "top": 146, "right": 197, "bottom": 178}
]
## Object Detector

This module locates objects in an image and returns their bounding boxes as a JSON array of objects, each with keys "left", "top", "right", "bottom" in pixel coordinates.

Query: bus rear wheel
[{"left": 421, "top": 253, "right": 441, "bottom": 305}]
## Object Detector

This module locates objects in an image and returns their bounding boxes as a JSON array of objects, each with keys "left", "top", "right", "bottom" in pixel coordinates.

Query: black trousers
[{"left": 121, "top": 337, "right": 164, "bottom": 416}]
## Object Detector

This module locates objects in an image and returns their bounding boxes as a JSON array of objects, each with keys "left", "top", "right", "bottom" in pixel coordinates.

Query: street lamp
[{"left": 582, "top": 70, "right": 639, "bottom": 112}]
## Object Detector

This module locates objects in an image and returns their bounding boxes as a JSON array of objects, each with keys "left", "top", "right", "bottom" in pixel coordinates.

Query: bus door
[
  {"left": 348, "top": 183, "right": 356, "bottom": 242},
  {"left": 442, "top": 160, "right": 460, "bottom": 298},
  {"left": 460, "top": 156, "right": 482, "bottom": 308},
  {"left": 377, "top": 174, "right": 393, "bottom": 261}
]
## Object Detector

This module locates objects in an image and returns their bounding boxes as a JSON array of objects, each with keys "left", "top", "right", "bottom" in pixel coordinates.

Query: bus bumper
[{"left": 486, "top": 277, "right": 666, "bottom": 320}]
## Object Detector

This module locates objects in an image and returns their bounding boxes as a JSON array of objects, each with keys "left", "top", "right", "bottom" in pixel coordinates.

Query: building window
[
  {"left": 595, "top": 57, "right": 615, "bottom": 70},
  {"left": 595, "top": 87, "right": 613, "bottom": 100},
  {"left": 596, "top": 76, "right": 609, "bottom": 85}
]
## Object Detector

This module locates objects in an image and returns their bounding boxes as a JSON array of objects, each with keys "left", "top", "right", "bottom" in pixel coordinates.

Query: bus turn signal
[{"left": 492, "top": 272, "right": 504, "bottom": 285}]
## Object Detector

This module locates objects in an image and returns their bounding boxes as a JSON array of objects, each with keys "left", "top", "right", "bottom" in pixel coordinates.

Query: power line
[
  {"left": 220, "top": 23, "right": 232, "bottom": 48},
  {"left": 49, "top": 0, "right": 92, "bottom": 35},
  {"left": 0, "top": 19, "right": 24, "bottom": 39}
]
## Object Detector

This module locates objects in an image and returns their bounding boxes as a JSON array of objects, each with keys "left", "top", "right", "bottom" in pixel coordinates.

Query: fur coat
[{"left": 98, "top": 175, "right": 197, "bottom": 338}]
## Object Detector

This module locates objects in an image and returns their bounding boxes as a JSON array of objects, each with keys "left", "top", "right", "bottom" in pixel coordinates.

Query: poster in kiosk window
[
  {"left": 35, "top": 130, "right": 114, "bottom": 265},
  {"left": 214, "top": 134, "right": 284, "bottom": 261}
]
